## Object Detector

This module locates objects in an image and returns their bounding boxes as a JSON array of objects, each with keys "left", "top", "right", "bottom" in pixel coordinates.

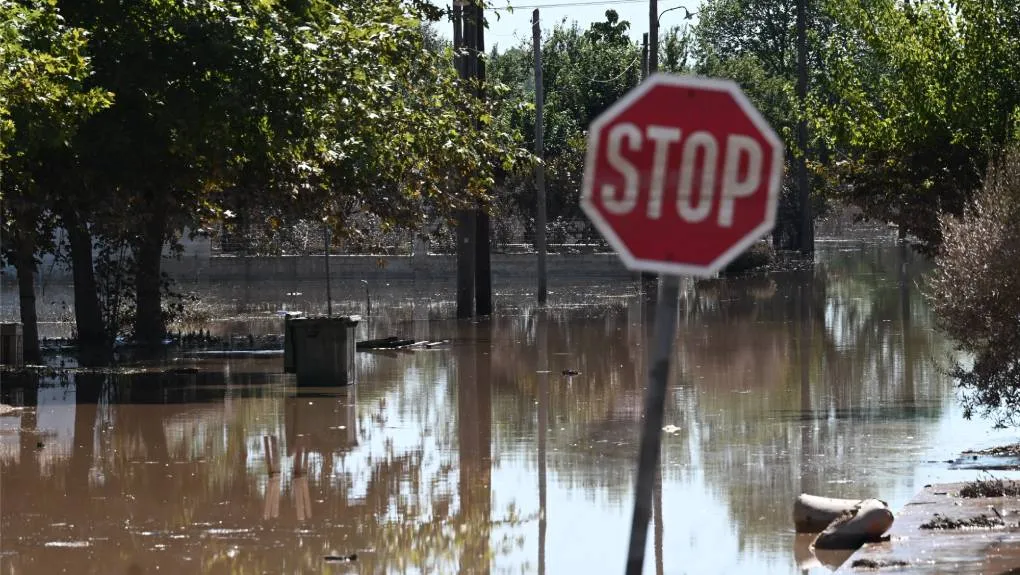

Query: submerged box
[{"left": 284, "top": 316, "right": 360, "bottom": 386}]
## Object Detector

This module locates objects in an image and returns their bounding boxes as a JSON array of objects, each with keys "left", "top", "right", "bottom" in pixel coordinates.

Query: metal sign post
[
  {"left": 578, "top": 74, "right": 784, "bottom": 574},
  {"left": 624, "top": 275, "right": 679, "bottom": 575}
]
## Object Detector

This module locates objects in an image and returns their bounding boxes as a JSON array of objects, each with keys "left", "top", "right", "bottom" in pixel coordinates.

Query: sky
[{"left": 433, "top": 0, "right": 702, "bottom": 52}]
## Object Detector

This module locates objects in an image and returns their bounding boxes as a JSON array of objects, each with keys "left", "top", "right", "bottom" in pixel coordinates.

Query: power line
[
  {"left": 591, "top": 55, "right": 641, "bottom": 83},
  {"left": 489, "top": 0, "right": 657, "bottom": 11}
]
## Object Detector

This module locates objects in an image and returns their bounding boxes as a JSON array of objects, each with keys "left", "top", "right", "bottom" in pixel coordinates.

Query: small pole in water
[
  {"left": 361, "top": 279, "right": 370, "bottom": 318},
  {"left": 533, "top": 8, "right": 547, "bottom": 306},
  {"left": 323, "top": 221, "right": 333, "bottom": 318},
  {"left": 625, "top": 274, "right": 679, "bottom": 575}
]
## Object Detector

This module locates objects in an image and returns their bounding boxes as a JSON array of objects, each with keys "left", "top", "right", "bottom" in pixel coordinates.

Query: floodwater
[{"left": 1, "top": 243, "right": 1013, "bottom": 574}]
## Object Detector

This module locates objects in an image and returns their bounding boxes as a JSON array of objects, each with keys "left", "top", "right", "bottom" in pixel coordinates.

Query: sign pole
[
  {"left": 576, "top": 73, "right": 782, "bottom": 575},
  {"left": 624, "top": 274, "right": 680, "bottom": 575}
]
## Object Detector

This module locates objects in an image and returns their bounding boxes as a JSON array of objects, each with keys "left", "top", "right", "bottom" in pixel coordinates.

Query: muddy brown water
[{"left": 2, "top": 243, "right": 1016, "bottom": 574}]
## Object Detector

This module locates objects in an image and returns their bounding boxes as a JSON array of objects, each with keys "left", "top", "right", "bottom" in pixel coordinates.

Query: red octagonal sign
[{"left": 581, "top": 74, "right": 784, "bottom": 277}]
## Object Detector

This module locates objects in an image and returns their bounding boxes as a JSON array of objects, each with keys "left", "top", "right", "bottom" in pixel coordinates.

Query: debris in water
[
  {"left": 356, "top": 337, "right": 444, "bottom": 350},
  {"left": 561, "top": 369, "right": 580, "bottom": 376},
  {"left": 662, "top": 425, "right": 682, "bottom": 434},
  {"left": 44, "top": 541, "right": 91, "bottom": 548},
  {"left": 324, "top": 553, "right": 358, "bottom": 563},
  {"left": 357, "top": 336, "right": 412, "bottom": 350},
  {"left": 0, "top": 404, "right": 28, "bottom": 416},
  {"left": 851, "top": 558, "right": 909, "bottom": 569}
]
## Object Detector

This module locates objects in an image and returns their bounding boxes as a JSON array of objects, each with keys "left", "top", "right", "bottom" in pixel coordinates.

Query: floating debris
[
  {"left": 851, "top": 558, "right": 910, "bottom": 570},
  {"left": 44, "top": 541, "right": 91, "bottom": 548},
  {"left": 357, "top": 336, "right": 413, "bottom": 350},
  {"left": 561, "top": 369, "right": 580, "bottom": 376},
  {"left": 356, "top": 337, "right": 446, "bottom": 351},
  {"left": 0, "top": 404, "right": 29, "bottom": 416},
  {"left": 185, "top": 350, "right": 284, "bottom": 358},
  {"left": 324, "top": 553, "right": 358, "bottom": 563}
]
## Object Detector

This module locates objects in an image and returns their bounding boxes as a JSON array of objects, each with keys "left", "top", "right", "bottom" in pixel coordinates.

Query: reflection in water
[
  {"left": 262, "top": 435, "right": 280, "bottom": 520},
  {"left": 536, "top": 310, "right": 549, "bottom": 575},
  {"left": 0, "top": 244, "right": 976, "bottom": 574}
]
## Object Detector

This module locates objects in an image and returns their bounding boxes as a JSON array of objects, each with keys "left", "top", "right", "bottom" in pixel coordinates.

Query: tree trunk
[
  {"left": 63, "top": 209, "right": 109, "bottom": 365},
  {"left": 134, "top": 210, "right": 167, "bottom": 346},
  {"left": 796, "top": 0, "right": 813, "bottom": 254},
  {"left": 14, "top": 233, "right": 42, "bottom": 364},
  {"left": 774, "top": 186, "right": 801, "bottom": 251}
]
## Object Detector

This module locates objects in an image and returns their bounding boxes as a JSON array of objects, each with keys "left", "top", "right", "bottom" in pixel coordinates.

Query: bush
[
  {"left": 928, "top": 149, "right": 1020, "bottom": 425},
  {"left": 721, "top": 240, "right": 775, "bottom": 277}
]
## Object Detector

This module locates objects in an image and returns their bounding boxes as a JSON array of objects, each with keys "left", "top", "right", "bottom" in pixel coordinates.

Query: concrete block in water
[{"left": 284, "top": 316, "right": 360, "bottom": 386}]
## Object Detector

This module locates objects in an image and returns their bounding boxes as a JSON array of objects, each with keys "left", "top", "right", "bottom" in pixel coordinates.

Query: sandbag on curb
[
  {"left": 813, "top": 499, "right": 894, "bottom": 550},
  {"left": 793, "top": 494, "right": 866, "bottom": 533}
]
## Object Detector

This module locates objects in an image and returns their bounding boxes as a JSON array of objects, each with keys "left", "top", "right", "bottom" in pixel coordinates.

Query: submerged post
[
  {"left": 323, "top": 223, "right": 333, "bottom": 318},
  {"left": 533, "top": 9, "right": 547, "bottom": 305}
]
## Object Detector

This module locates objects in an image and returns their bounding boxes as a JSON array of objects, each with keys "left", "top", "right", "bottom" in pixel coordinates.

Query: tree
[
  {"left": 692, "top": 0, "right": 829, "bottom": 251},
  {"left": 811, "top": 0, "right": 1020, "bottom": 252},
  {"left": 55, "top": 0, "right": 527, "bottom": 346},
  {"left": 0, "top": 0, "right": 112, "bottom": 363},
  {"left": 659, "top": 25, "right": 693, "bottom": 74},
  {"left": 487, "top": 11, "right": 643, "bottom": 241}
]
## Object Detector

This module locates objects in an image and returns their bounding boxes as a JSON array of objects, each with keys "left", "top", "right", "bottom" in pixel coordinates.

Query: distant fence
[
  {"left": 209, "top": 217, "right": 612, "bottom": 257},
  {"left": 207, "top": 204, "right": 895, "bottom": 258},
  {"left": 0, "top": 205, "right": 898, "bottom": 285}
]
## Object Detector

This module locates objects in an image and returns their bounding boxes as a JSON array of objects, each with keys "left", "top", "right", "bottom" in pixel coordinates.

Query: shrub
[{"left": 928, "top": 148, "right": 1020, "bottom": 425}]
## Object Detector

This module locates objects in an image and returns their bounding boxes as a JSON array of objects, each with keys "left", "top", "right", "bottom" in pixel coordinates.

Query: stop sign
[{"left": 581, "top": 75, "right": 784, "bottom": 277}]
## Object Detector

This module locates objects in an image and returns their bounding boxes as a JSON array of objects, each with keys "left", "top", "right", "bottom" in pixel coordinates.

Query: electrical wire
[
  {"left": 590, "top": 55, "right": 641, "bottom": 83},
  {"left": 489, "top": 0, "right": 660, "bottom": 11}
]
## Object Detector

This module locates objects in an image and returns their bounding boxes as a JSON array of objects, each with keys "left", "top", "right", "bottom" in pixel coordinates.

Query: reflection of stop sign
[{"left": 581, "top": 75, "right": 784, "bottom": 277}]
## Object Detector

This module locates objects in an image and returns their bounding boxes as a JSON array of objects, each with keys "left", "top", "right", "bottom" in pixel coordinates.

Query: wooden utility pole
[
  {"left": 454, "top": 1, "right": 476, "bottom": 319},
  {"left": 641, "top": 3, "right": 659, "bottom": 298},
  {"left": 534, "top": 9, "right": 547, "bottom": 306},
  {"left": 796, "top": 0, "right": 814, "bottom": 254},
  {"left": 473, "top": 0, "right": 493, "bottom": 316},
  {"left": 641, "top": 32, "right": 649, "bottom": 79},
  {"left": 648, "top": 0, "right": 658, "bottom": 74}
]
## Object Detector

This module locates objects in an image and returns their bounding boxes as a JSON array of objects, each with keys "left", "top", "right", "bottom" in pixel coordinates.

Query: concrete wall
[
  {"left": 163, "top": 252, "right": 634, "bottom": 282},
  {"left": 12, "top": 252, "right": 635, "bottom": 284}
]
